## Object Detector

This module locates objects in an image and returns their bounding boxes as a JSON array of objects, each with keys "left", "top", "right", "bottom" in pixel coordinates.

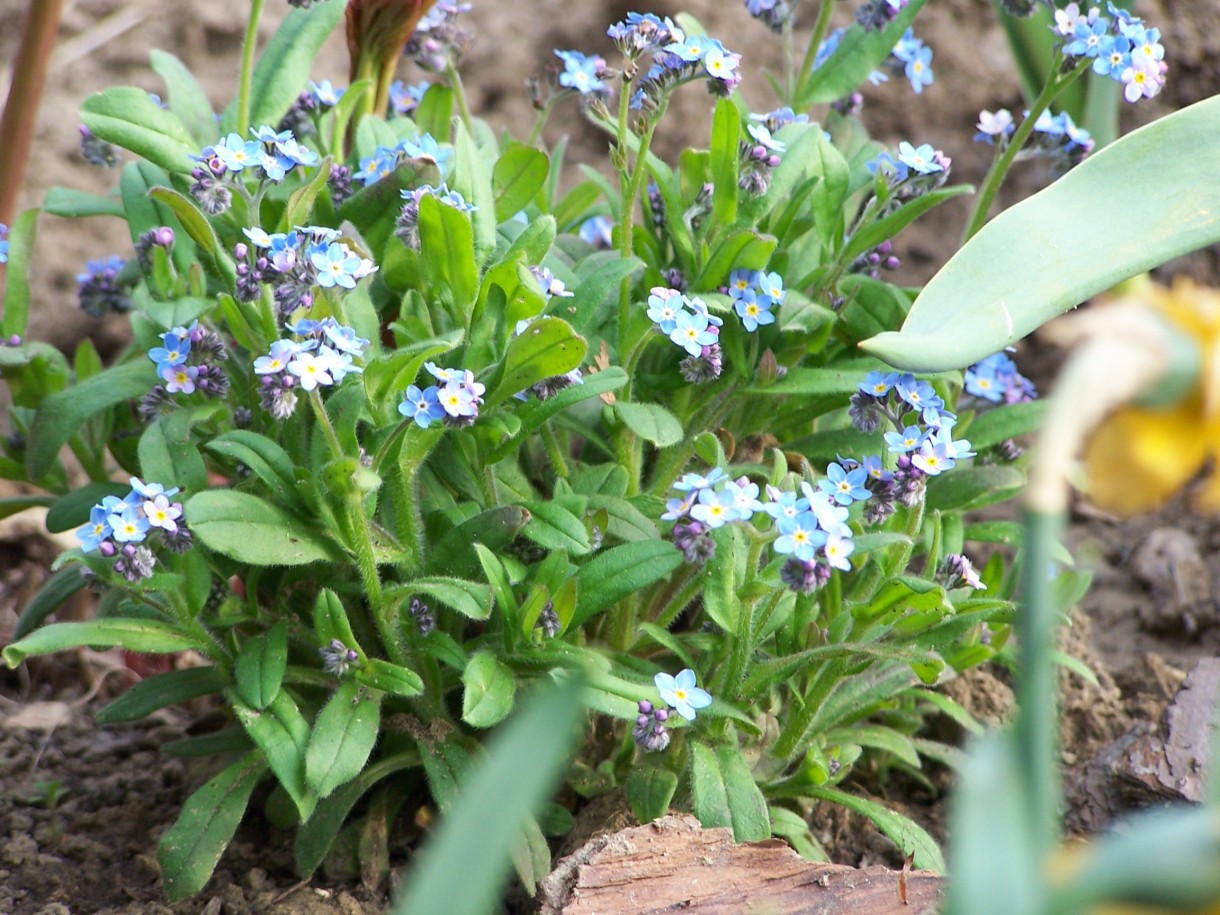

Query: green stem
[
  {"left": 372, "top": 419, "right": 413, "bottom": 474},
  {"left": 447, "top": 62, "right": 474, "bottom": 133},
  {"left": 308, "top": 389, "right": 345, "bottom": 459},
  {"left": 794, "top": 0, "right": 836, "bottom": 108},
  {"left": 960, "top": 57, "right": 1090, "bottom": 244},
  {"left": 648, "top": 565, "right": 703, "bottom": 630},
  {"left": 237, "top": 0, "right": 267, "bottom": 138},
  {"left": 526, "top": 100, "right": 557, "bottom": 148}
]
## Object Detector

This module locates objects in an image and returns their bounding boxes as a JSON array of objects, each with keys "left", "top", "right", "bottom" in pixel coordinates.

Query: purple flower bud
[
  {"left": 99, "top": 541, "right": 117, "bottom": 557},
  {"left": 654, "top": 708, "right": 669, "bottom": 722},
  {"left": 234, "top": 243, "right": 248, "bottom": 260},
  {"left": 638, "top": 699, "right": 654, "bottom": 714},
  {"left": 152, "top": 227, "right": 175, "bottom": 247}
]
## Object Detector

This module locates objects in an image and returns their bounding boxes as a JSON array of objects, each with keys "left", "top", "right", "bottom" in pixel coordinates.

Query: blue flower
[
  {"left": 310, "top": 242, "right": 363, "bottom": 289},
  {"left": 255, "top": 339, "right": 301, "bottom": 374},
  {"left": 728, "top": 268, "right": 758, "bottom": 299},
  {"left": 860, "top": 370, "right": 898, "bottom": 396},
  {"left": 399, "top": 384, "right": 445, "bottom": 428},
  {"left": 733, "top": 290, "right": 776, "bottom": 332},
  {"left": 399, "top": 134, "right": 452, "bottom": 172},
  {"left": 129, "top": 476, "right": 179, "bottom": 499},
  {"left": 160, "top": 363, "right": 199, "bottom": 394},
  {"left": 762, "top": 487, "right": 809, "bottom": 522},
  {"left": 819, "top": 462, "right": 872, "bottom": 505},
  {"left": 894, "top": 374, "right": 944, "bottom": 413},
  {"left": 555, "top": 50, "right": 606, "bottom": 95},
  {"left": 823, "top": 532, "right": 854, "bottom": 572},
  {"left": 654, "top": 669, "right": 712, "bottom": 721},
  {"left": 669, "top": 310, "right": 717, "bottom": 356},
  {"left": 723, "top": 478, "right": 764, "bottom": 521},
  {"left": 896, "top": 141, "right": 943, "bottom": 175},
  {"left": 321, "top": 319, "right": 369, "bottom": 356},
  {"left": 389, "top": 80, "right": 430, "bottom": 116},
  {"left": 353, "top": 147, "right": 399, "bottom": 186},
  {"left": 904, "top": 44, "right": 934, "bottom": 94},
  {"left": 579, "top": 215, "right": 614, "bottom": 249},
  {"left": 108, "top": 506, "right": 150, "bottom": 543},
  {"left": 689, "top": 488, "right": 738, "bottom": 528},
  {"left": 774, "top": 511, "right": 826, "bottom": 562},
  {"left": 673, "top": 468, "right": 727, "bottom": 492},
  {"left": 76, "top": 505, "right": 112, "bottom": 553},
  {"left": 0, "top": 223, "right": 9, "bottom": 264},
  {"left": 309, "top": 80, "right": 345, "bottom": 107},
  {"left": 885, "top": 425, "right": 927, "bottom": 454},
  {"left": 437, "top": 379, "right": 477, "bottom": 418},
  {"left": 647, "top": 289, "right": 688, "bottom": 334},
  {"left": 148, "top": 331, "right": 191, "bottom": 371},
  {"left": 212, "top": 133, "right": 261, "bottom": 172},
  {"left": 1066, "top": 18, "right": 1108, "bottom": 58}
]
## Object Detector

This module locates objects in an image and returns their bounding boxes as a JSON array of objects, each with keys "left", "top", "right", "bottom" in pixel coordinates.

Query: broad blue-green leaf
[
  {"left": 571, "top": 541, "right": 683, "bottom": 628},
  {"left": 81, "top": 87, "right": 197, "bottom": 175},
  {"left": 461, "top": 652, "right": 516, "bottom": 728},
  {"left": 219, "top": 0, "right": 345, "bottom": 135},
  {"left": 612, "top": 402, "right": 683, "bottom": 447},
  {"left": 159, "top": 752, "right": 267, "bottom": 901},
  {"left": 305, "top": 680, "right": 381, "bottom": 798},
  {"left": 486, "top": 316, "right": 586, "bottom": 407},
  {"left": 139, "top": 410, "right": 208, "bottom": 495},
  {"left": 205, "top": 431, "right": 303, "bottom": 510},
  {"left": 185, "top": 490, "right": 343, "bottom": 566},
  {"left": 1, "top": 208, "right": 38, "bottom": 337},
  {"left": 418, "top": 193, "right": 478, "bottom": 317},
  {"left": 235, "top": 620, "right": 287, "bottom": 710},
  {"left": 3, "top": 619, "right": 201, "bottom": 667},
  {"left": 44, "top": 482, "right": 128, "bottom": 533},
  {"left": 518, "top": 500, "right": 590, "bottom": 555},
  {"left": 862, "top": 95, "right": 1220, "bottom": 371},
  {"left": 314, "top": 588, "right": 360, "bottom": 652}
]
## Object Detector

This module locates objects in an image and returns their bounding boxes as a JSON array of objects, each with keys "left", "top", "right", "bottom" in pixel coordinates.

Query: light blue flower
[
  {"left": 774, "top": 511, "right": 826, "bottom": 562},
  {"left": 819, "top": 462, "right": 871, "bottom": 505},
  {"left": 733, "top": 290, "right": 775, "bottom": 333},
  {"left": 108, "top": 506, "right": 150, "bottom": 543},
  {"left": 669, "top": 310, "right": 716, "bottom": 356},
  {"left": 555, "top": 50, "right": 606, "bottom": 95},
  {"left": 400, "top": 384, "right": 445, "bottom": 428},
  {"left": 76, "top": 505, "right": 112, "bottom": 553},
  {"left": 896, "top": 142, "right": 943, "bottom": 175},
  {"left": 148, "top": 331, "right": 191, "bottom": 371},
  {"left": 654, "top": 668, "right": 712, "bottom": 721},
  {"left": 689, "top": 488, "right": 738, "bottom": 528},
  {"left": 212, "top": 133, "right": 261, "bottom": 172},
  {"left": 310, "top": 80, "right": 345, "bottom": 107},
  {"left": 310, "top": 242, "right": 363, "bottom": 289}
]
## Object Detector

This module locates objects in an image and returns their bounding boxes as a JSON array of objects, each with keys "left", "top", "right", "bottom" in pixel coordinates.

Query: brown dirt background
[{"left": 3, "top": 0, "right": 1220, "bottom": 912}]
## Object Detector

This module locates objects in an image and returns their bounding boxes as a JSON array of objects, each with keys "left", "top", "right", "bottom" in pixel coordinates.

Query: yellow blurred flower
[{"left": 1083, "top": 277, "right": 1220, "bottom": 515}]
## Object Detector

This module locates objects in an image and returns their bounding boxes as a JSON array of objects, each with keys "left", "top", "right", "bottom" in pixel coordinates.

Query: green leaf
[
  {"left": 220, "top": 0, "right": 345, "bottom": 135},
  {"left": 159, "top": 752, "right": 267, "bottom": 901},
  {"left": 305, "top": 680, "right": 381, "bottom": 798},
  {"left": 81, "top": 87, "right": 197, "bottom": 175},
  {"left": 3, "top": 619, "right": 200, "bottom": 668},
  {"left": 150, "top": 49, "right": 216, "bottom": 145},
  {"left": 27, "top": 361, "right": 157, "bottom": 478},
  {"left": 43, "top": 187, "right": 123, "bottom": 218},
  {"left": 185, "top": 490, "right": 343, "bottom": 566},
  {"left": 504, "top": 367, "right": 627, "bottom": 444},
  {"left": 314, "top": 588, "right": 360, "bottom": 651},
  {"left": 394, "top": 676, "right": 584, "bottom": 915},
  {"left": 13, "top": 567, "right": 87, "bottom": 641},
  {"left": 965, "top": 400, "right": 1048, "bottom": 451},
  {"left": 715, "top": 745, "right": 771, "bottom": 842},
  {"left": 625, "top": 767, "right": 678, "bottom": 825},
  {"left": 611, "top": 401, "right": 683, "bottom": 447},
  {"left": 0, "top": 495, "right": 55, "bottom": 523},
  {"left": 518, "top": 500, "right": 590, "bottom": 555},
  {"left": 354, "top": 658, "right": 424, "bottom": 698},
  {"left": 694, "top": 228, "right": 777, "bottom": 292},
  {"left": 710, "top": 99, "right": 740, "bottom": 227},
  {"left": 450, "top": 119, "right": 497, "bottom": 263},
  {"left": 1, "top": 208, "right": 39, "bottom": 337},
  {"left": 399, "top": 577, "right": 493, "bottom": 620},
  {"left": 139, "top": 410, "right": 208, "bottom": 495},
  {"left": 96, "top": 666, "right": 224, "bottom": 724},
  {"left": 44, "top": 482, "right": 128, "bottom": 533},
  {"left": 798, "top": 0, "right": 928, "bottom": 105},
  {"left": 925, "top": 465, "right": 1025, "bottom": 513},
  {"left": 148, "top": 186, "right": 235, "bottom": 285},
  {"left": 862, "top": 95, "right": 1220, "bottom": 371},
  {"left": 486, "top": 316, "right": 587, "bottom": 407},
  {"left": 824, "top": 724, "right": 921, "bottom": 768},
  {"left": 205, "top": 431, "right": 303, "bottom": 510},
  {"left": 690, "top": 741, "right": 731, "bottom": 829},
  {"left": 461, "top": 652, "right": 516, "bottom": 728},
  {"left": 808, "top": 785, "right": 944, "bottom": 872},
  {"left": 426, "top": 506, "right": 530, "bottom": 578},
  {"left": 842, "top": 185, "right": 974, "bottom": 264},
  {"left": 232, "top": 691, "right": 314, "bottom": 820},
  {"left": 836, "top": 275, "right": 913, "bottom": 344},
  {"left": 235, "top": 620, "right": 288, "bottom": 710},
  {"left": 572, "top": 541, "right": 683, "bottom": 628},
  {"left": 418, "top": 193, "right": 479, "bottom": 318},
  {"left": 566, "top": 256, "right": 644, "bottom": 335},
  {"left": 492, "top": 145, "right": 549, "bottom": 222},
  {"left": 810, "top": 135, "right": 849, "bottom": 248}
]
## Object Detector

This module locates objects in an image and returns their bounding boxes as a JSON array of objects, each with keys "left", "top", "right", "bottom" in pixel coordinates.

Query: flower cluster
[
  {"left": 867, "top": 141, "right": 953, "bottom": 208},
  {"left": 320, "top": 639, "right": 359, "bottom": 676},
  {"left": 964, "top": 351, "right": 1037, "bottom": 404},
  {"left": 141, "top": 321, "right": 229, "bottom": 418},
  {"left": 646, "top": 287, "right": 724, "bottom": 383},
  {"left": 976, "top": 108, "right": 1093, "bottom": 175},
  {"left": 353, "top": 134, "right": 453, "bottom": 187},
  {"left": 398, "top": 362, "right": 485, "bottom": 429},
  {"left": 404, "top": 1, "right": 473, "bottom": 72},
  {"left": 236, "top": 226, "right": 376, "bottom": 319},
  {"left": 856, "top": 0, "right": 911, "bottom": 30},
  {"left": 743, "top": 0, "right": 792, "bottom": 34},
  {"left": 189, "top": 128, "right": 319, "bottom": 215},
  {"left": 1055, "top": 2, "right": 1166, "bottom": 102},
  {"left": 79, "top": 125, "right": 119, "bottom": 168},
  {"left": 739, "top": 117, "right": 785, "bottom": 195},
  {"left": 941, "top": 553, "right": 986, "bottom": 591},
  {"left": 76, "top": 477, "right": 191, "bottom": 581},
  {"left": 254, "top": 317, "right": 367, "bottom": 419},
  {"left": 395, "top": 183, "right": 477, "bottom": 248},
  {"left": 726, "top": 268, "right": 784, "bottom": 331},
  {"left": 882, "top": 28, "right": 934, "bottom": 95},
  {"left": 604, "top": 14, "right": 742, "bottom": 113},
  {"left": 76, "top": 255, "right": 131, "bottom": 316}
]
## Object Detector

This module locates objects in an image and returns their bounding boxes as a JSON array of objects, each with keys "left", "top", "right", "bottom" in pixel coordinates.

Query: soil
[{"left": 3, "top": 0, "right": 1220, "bottom": 912}]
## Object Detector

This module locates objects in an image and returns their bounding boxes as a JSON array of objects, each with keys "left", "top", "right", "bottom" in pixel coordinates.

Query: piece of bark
[
  {"left": 1130, "top": 528, "right": 1213, "bottom": 634},
  {"left": 538, "top": 814, "right": 944, "bottom": 915}
]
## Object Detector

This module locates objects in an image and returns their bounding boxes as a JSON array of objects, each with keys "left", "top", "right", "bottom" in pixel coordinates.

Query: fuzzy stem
[
  {"left": 794, "top": 0, "right": 836, "bottom": 107},
  {"left": 446, "top": 61, "right": 474, "bottom": 132}
]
